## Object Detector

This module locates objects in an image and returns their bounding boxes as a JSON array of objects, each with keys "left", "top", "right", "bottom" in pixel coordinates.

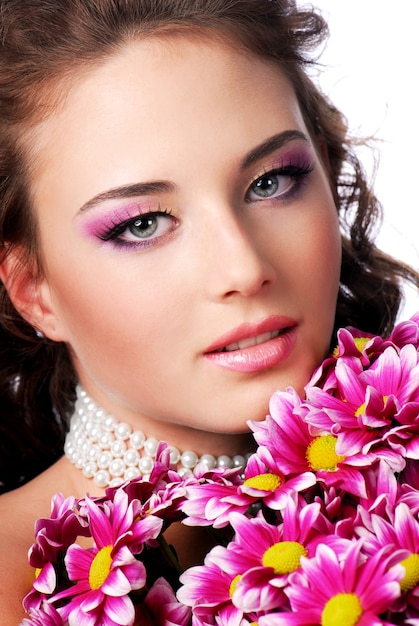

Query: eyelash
[
  {"left": 98, "top": 208, "right": 175, "bottom": 249},
  {"left": 246, "top": 161, "right": 315, "bottom": 203}
]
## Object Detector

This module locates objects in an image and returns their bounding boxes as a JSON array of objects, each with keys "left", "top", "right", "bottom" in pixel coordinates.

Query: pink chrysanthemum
[
  {"left": 134, "top": 577, "right": 191, "bottom": 625},
  {"left": 268, "top": 541, "right": 405, "bottom": 625},
  {"left": 181, "top": 468, "right": 249, "bottom": 528},
  {"left": 29, "top": 493, "right": 90, "bottom": 568},
  {"left": 200, "top": 503, "right": 349, "bottom": 615},
  {"left": 177, "top": 546, "right": 251, "bottom": 624},
  {"left": 305, "top": 344, "right": 419, "bottom": 464},
  {"left": 54, "top": 491, "right": 162, "bottom": 625},
  {"left": 239, "top": 449, "right": 315, "bottom": 510},
  {"left": 356, "top": 501, "right": 419, "bottom": 616},
  {"left": 251, "top": 389, "right": 374, "bottom": 499},
  {"left": 309, "top": 315, "right": 419, "bottom": 394},
  {"left": 21, "top": 601, "right": 65, "bottom": 626}
]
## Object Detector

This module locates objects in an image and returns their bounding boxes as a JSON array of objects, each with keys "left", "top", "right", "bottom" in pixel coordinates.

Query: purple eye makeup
[
  {"left": 246, "top": 147, "right": 315, "bottom": 203},
  {"left": 78, "top": 202, "right": 177, "bottom": 250}
]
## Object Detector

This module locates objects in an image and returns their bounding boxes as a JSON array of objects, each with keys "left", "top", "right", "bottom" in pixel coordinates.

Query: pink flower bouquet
[{"left": 22, "top": 315, "right": 419, "bottom": 625}]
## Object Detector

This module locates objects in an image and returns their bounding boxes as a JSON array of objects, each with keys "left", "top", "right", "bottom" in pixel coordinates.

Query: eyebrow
[
  {"left": 78, "top": 181, "right": 175, "bottom": 213},
  {"left": 78, "top": 129, "right": 309, "bottom": 213},
  {"left": 240, "top": 129, "right": 309, "bottom": 170}
]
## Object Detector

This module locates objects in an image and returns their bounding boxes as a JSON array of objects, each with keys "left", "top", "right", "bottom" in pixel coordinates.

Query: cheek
[
  {"left": 45, "top": 256, "right": 181, "bottom": 353},
  {"left": 289, "top": 202, "right": 341, "bottom": 324}
]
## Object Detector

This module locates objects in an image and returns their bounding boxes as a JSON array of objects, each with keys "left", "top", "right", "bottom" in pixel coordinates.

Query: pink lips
[{"left": 204, "top": 316, "right": 298, "bottom": 373}]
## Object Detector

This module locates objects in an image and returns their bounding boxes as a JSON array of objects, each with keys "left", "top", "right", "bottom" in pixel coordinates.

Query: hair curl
[{"left": 0, "top": 0, "right": 417, "bottom": 493}]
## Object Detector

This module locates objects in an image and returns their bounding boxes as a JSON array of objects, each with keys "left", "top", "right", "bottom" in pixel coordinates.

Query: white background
[{"left": 301, "top": 1, "right": 419, "bottom": 319}]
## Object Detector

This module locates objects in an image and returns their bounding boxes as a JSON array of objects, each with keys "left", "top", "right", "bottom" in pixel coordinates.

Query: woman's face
[{"left": 27, "top": 36, "right": 341, "bottom": 447}]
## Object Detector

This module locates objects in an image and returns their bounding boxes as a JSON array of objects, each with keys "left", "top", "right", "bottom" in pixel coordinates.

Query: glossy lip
[{"left": 204, "top": 316, "right": 298, "bottom": 373}]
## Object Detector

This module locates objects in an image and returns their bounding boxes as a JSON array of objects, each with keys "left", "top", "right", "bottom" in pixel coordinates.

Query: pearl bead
[
  {"left": 97, "top": 451, "right": 112, "bottom": 469},
  {"left": 103, "top": 415, "right": 117, "bottom": 431},
  {"left": 109, "top": 458, "right": 125, "bottom": 477},
  {"left": 83, "top": 461, "right": 97, "bottom": 478},
  {"left": 99, "top": 432, "right": 113, "bottom": 449},
  {"left": 233, "top": 455, "right": 246, "bottom": 468},
  {"left": 199, "top": 454, "right": 217, "bottom": 470},
  {"left": 168, "top": 446, "right": 180, "bottom": 464},
  {"left": 115, "top": 422, "right": 132, "bottom": 440},
  {"left": 109, "top": 477, "right": 124, "bottom": 488},
  {"left": 217, "top": 455, "right": 233, "bottom": 469},
  {"left": 124, "top": 467, "right": 141, "bottom": 481},
  {"left": 110, "top": 440, "right": 126, "bottom": 458},
  {"left": 94, "top": 469, "right": 110, "bottom": 487},
  {"left": 144, "top": 437, "right": 158, "bottom": 457},
  {"left": 130, "top": 430, "right": 145, "bottom": 449},
  {"left": 177, "top": 467, "right": 193, "bottom": 478},
  {"left": 139, "top": 456, "right": 154, "bottom": 474},
  {"left": 124, "top": 449, "right": 140, "bottom": 466},
  {"left": 181, "top": 450, "right": 198, "bottom": 469}
]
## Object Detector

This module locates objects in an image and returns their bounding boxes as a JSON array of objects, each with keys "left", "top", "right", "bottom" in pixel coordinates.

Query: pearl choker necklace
[{"left": 64, "top": 386, "right": 248, "bottom": 488}]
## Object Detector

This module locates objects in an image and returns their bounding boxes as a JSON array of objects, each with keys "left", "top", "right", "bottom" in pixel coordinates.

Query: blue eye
[
  {"left": 247, "top": 164, "right": 314, "bottom": 202},
  {"left": 249, "top": 172, "right": 289, "bottom": 199},
  {"left": 126, "top": 215, "right": 159, "bottom": 239},
  {"left": 100, "top": 210, "right": 176, "bottom": 248}
]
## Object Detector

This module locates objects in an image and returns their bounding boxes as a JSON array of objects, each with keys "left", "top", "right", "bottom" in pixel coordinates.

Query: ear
[{"left": 0, "top": 246, "right": 69, "bottom": 342}]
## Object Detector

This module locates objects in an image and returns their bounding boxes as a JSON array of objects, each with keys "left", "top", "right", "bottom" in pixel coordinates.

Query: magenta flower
[
  {"left": 251, "top": 389, "right": 373, "bottom": 499},
  {"left": 277, "top": 542, "right": 404, "bottom": 625},
  {"left": 29, "top": 493, "right": 90, "bottom": 569},
  {"left": 54, "top": 491, "right": 162, "bottom": 625},
  {"left": 205, "top": 503, "right": 349, "bottom": 614},
  {"left": 21, "top": 601, "right": 65, "bottom": 625},
  {"left": 306, "top": 344, "right": 419, "bottom": 462},
  {"left": 24, "top": 494, "right": 91, "bottom": 613},
  {"left": 388, "top": 313, "right": 419, "bottom": 350},
  {"left": 177, "top": 546, "right": 251, "bottom": 623},
  {"left": 357, "top": 502, "right": 419, "bottom": 615},
  {"left": 239, "top": 448, "right": 315, "bottom": 510},
  {"left": 134, "top": 577, "right": 191, "bottom": 625},
  {"left": 23, "top": 562, "right": 57, "bottom": 613},
  {"left": 181, "top": 469, "right": 249, "bottom": 528}
]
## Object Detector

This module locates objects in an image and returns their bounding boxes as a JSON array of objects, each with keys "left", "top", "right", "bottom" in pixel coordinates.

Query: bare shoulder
[
  {"left": 0, "top": 485, "right": 40, "bottom": 624},
  {"left": 0, "top": 457, "right": 85, "bottom": 624}
]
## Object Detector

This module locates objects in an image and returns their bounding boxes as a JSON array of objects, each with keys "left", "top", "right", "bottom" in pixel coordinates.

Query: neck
[{"left": 64, "top": 386, "right": 253, "bottom": 489}]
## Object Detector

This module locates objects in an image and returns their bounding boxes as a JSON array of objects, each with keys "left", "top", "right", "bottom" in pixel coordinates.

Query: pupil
[
  {"left": 129, "top": 216, "right": 158, "bottom": 238},
  {"left": 255, "top": 175, "right": 278, "bottom": 197},
  {"left": 258, "top": 177, "right": 274, "bottom": 190}
]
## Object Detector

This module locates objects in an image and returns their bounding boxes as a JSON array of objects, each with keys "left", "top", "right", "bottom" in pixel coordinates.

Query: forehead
[{"left": 28, "top": 35, "right": 308, "bottom": 209}]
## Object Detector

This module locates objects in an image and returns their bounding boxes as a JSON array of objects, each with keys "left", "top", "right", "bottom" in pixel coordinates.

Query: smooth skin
[{"left": 0, "top": 35, "right": 341, "bottom": 622}]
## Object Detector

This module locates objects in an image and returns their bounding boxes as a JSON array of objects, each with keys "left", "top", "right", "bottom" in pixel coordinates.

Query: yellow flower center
[
  {"left": 243, "top": 473, "right": 282, "bottom": 491},
  {"left": 333, "top": 337, "right": 370, "bottom": 358},
  {"left": 400, "top": 553, "right": 419, "bottom": 593},
  {"left": 262, "top": 541, "right": 307, "bottom": 575},
  {"left": 89, "top": 545, "right": 113, "bottom": 590},
  {"left": 356, "top": 395, "right": 387, "bottom": 418},
  {"left": 306, "top": 435, "right": 345, "bottom": 471},
  {"left": 354, "top": 402, "right": 366, "bottom": 418},
  {"left": 321, "top": 593, "right": 363, "bottom": 626},
  {"left": 229, "top": 574, "right": 242, "bottom": 597}
]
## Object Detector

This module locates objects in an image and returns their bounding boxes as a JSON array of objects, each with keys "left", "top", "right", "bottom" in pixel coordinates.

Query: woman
[{"left": 0, "top": 0, "right": 417, "bottom": 621}]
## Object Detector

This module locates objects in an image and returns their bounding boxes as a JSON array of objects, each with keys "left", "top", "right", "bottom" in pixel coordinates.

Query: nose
[{"left": 200, "top": 205, "right": 276, "bottom": 301}]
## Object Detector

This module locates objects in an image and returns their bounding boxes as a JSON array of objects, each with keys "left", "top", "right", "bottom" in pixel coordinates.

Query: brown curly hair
[{"left": 0, "top": 0, "right": 417, "bottom": 493}]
